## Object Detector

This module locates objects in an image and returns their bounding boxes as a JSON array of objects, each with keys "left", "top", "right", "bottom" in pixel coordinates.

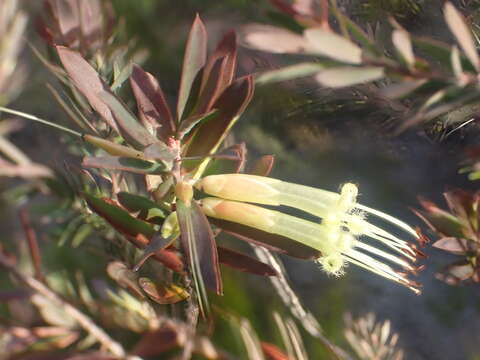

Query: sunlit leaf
[
  {"left": 138, "top": 277, "right": 189, "bottom": 304},
  {"left": 304, "top": 28, "right": 362, "bottom": 64},
  {"left": 432, "top": 237, "right": 470, "bottom": 255},
  {"left": 256, "top": 63, "right": 323, "bottom": 85},
  {"left": 83, "top": 134, "right": 144, "bottom": 158},
  {"left": 315, "top": 66, "right": 384, "bottom": 87},
  {"left": 392, "top": 29, "right": 415, "bottom": 66},
  {"left": 177, "top": 14, "right": 207, "bottom": 120},
  {"left": 56, "top": 46, "right": 118, "bottom": 131},
  {"left": 444, "top": 2, "right": 480, "bottom": 71},
  {"left": 98, "top": 91, "right": 157, "bottom": 150},
  {"left": 82, "top": 155, "right": 168, "bottom": 174},
  {"left": 240, "top": 24, "right": 306, "bottom": 53}
]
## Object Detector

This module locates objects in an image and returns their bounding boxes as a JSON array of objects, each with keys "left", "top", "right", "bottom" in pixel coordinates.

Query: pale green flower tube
[
  {"left": 199, "top": 197, "right": 350, "bottom": 256},
  {"left": 195, "top": 174, "right": 419, "bottom": 256}
]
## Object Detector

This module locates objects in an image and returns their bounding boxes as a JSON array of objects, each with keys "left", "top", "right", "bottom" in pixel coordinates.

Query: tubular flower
[{"left": 196, "top": 174, "right": 422, "bottom": 294}]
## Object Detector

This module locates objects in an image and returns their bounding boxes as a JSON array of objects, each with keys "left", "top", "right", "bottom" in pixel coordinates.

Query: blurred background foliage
[{"left": 2, "top": 1, "right": 480, "bottom": 359}]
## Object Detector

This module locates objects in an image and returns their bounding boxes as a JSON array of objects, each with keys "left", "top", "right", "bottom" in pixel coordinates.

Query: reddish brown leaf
[
  {"left": 130, "top": 64, "right": 175, "bottom": 141},
  {"left": 78, "top": 0, "right": 103, "bottom": 49},
  {"left": 261, "top": 342, "right": 290, "bottom": 360},
  {"left": 218, "top": 246, "right": 277, "bottom": 276},
  {"left": 132, "top": 323, "right": 181, "bottom": 357},
  {"left": 84, "top": 194, "right": 184, "bottom": 272},
  {"left": 185, "top": 75, "right": 254, "bottom": 160},
  {"left": 210, "top": 218, "right": 320, "bottom": 259},
  {"left": 203, "top": 143, "right": 247, "bottom": 175},
  {"left": 414, "top": 198, "right": 464, "bottom": 238},
  {"left": 138, "top": 277, "right": 189, "bottom": 304},
  {"left": 195, "top": 56, "right": 230, "bottom": 114},
  {"left": 250, "top": 155, "right": 275, "bottom": 176},
  {"left": 177, "top": 14, "right": 207, "bottom": 120},
  {"left": 202, "top": 30, "right": 237, "bottom": 90},
  {"left": 51, "top": 0, "right": 81, "bottom": 47},
  {"left": 56, "top": 46, "right": 118, "bottom": 131},
  {"left": 176, "top": 200, "right": 222, "bottom": 296}
]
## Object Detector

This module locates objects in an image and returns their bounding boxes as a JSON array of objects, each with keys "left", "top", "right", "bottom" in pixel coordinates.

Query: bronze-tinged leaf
[
  {"left": 98, "top": 91, "right": 158, "bottom": 150},
  {"left": 56, "top": 46, "right": 118, "bottom": 131},
  {"left": 210, "top": 218, "right": 320, "bottom": 259},
  {"left": 185, "top": 75, "right": 254, "bottom": 173},
  {"left": 51, "top": 0, "right": 81, "bottom": 47},
  {"left": 176, "top": 200, "right": 221, "bottom": 318},
  {"left": 201, "top": 30, "right": 237, "bottom": 94},
  {"left": 269, "top": 0, "right": 298, "bottom": 16},
  {"left": 177, "top": 109, "right": 219, "bottom": 140},
  {"left": 261, "top": 342, "right": 289, "bottom": 360},
  {"left": 130, "top": 64, "right": 175, "bottom": 141},
  {"left": 107, "top": 261, "right": 144, "bottom": 298},
  {"left": 218, "top": 246, "right": 277, "bottom": 276},
  {"left": 138, "top": 277, "right": 189, "bottom": 304},
  {"left": 443, "top": 190, "right": 475, "bottom": 220},
  {"left": 413, "top": 199, "right": 464, "bottom": 238},
  {"left": 432, "top": 237, "right": 470, "bottom": 255},
  {"left": 194, "top": 57, "right": 230, "bottom": 114},
  {"left": 78, "top": 0, "right": 103, "bottom": 49},
  {"left": 177, "top": 14, "right": 208, "bottom": 121},
  {"left": 250, "top": 155, "right": 275, "bottom": 176},
  {"left": 86, "top": 195, "right": 184, "bottom": 271},
  {"left": 82, "top": 155, "right": 168, "bottom": 174},
  {"left": 132, "top": 323, "right": 181, "bottom": 357}
]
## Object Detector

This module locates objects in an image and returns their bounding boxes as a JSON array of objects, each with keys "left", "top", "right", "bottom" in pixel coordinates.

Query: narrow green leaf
[
  {"left": 84, "top": 193, "right": 155, "bottom": 238},
  {"left": 82, "top": 156, "right": 168, "bottom": 175},
  {"left": 177, "top": 14, "right": 208, "bottom": 121},
  {"left": 117, "top": 192, "right": 166, "bottom": 221}
]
